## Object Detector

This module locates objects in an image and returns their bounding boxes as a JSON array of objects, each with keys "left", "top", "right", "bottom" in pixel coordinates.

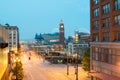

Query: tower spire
[{"left": 60, "top": 19, "right": 63, "bottom": 24}]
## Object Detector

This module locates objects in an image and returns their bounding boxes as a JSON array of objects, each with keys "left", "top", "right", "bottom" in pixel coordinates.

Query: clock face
[{"left": 61, "top": 25, "right": 64, "bottom": 28}]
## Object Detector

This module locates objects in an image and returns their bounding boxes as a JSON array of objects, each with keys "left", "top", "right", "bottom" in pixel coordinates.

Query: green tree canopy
[
  {"left": 81, "top": 48, "right": 90, "bottom": 71},
  {"left": 12, "top": 62, "right": 24, "bottom": 80}
]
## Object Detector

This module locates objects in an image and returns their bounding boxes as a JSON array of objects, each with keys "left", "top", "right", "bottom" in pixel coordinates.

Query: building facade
[
  {"left": 90, "top": 0, "right": 120, "bottom": 80},
  {"left": 67, "top": 31, "right": 90, "bottom": 60},
  {"left": 35, "top": 32, "right": 60, "bottom": 45},
  {"left": 0, "top": 25, "right": 9, "bottom": 80},
  {"left": 68, "top": 42, "right": 89, "bottom": 58},
  {"left": 59, "top": 20, "right": 65, "bottom": 48},
  {"left": 5, "top": 26, "right": 19, "bottom": 53}
]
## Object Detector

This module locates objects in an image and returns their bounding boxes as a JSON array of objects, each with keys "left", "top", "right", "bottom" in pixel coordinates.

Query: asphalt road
[{"left": 21, "top": 53, "right": 90, "bottom": 80}]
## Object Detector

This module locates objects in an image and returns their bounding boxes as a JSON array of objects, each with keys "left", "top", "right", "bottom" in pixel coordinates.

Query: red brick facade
[
  {"left": 90, "top": 0, "right": 120, "bottom": 80},
  {"left": 90, "top": 0, "right": 120, "bottom": 42}
]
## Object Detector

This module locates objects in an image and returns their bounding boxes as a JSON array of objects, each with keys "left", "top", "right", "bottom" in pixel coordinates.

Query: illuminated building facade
[{"left": 0, "top": 25, "right": 9, "bottom": 80}]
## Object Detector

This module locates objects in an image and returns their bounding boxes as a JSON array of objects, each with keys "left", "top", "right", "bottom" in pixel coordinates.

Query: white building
[
  {"left": 5, "top": 26, "right": 19, "bottom": 53},
  {"left": 67, "top": 42, "right": 89, "bottom": 58}
]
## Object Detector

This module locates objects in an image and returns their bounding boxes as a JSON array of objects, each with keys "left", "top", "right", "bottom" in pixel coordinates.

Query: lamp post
[
  {"left": 75, "top": 52, "right": 78, "bottom": 80},
  {"left": 67, "top": 51, "right": 69, "bottom": 75},
  {"left": 75, "top": 33, "right": 79, "bottom": 80}
]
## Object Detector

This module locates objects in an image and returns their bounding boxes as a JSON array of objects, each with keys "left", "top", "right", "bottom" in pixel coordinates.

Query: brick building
[{"left": 90, "top": 0, "right": 120, "bottom": 80}]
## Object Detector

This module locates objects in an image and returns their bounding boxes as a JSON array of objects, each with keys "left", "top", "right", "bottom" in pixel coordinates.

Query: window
[
  {"left": 14, "top": 42, "right": 16, "bottom": 45},
  {"left": 9, "top": 28, "right": 11, "bottom": 30},
  {"left": 9, "top": 45, "right": 12, "bottom": 47},
  {"left": 104, "top": 49, "right": 109, "bottom": 63},
  {"left": 92, "top": 47, "right": 99, "bottom": 61},
  {"left": 103, "top": 4, "right": 110, "bottom": 14},
  {"left": 93, "top": 47, "right": 120, "bottom": 67},
  {"left": 93, "top": 20, "right": 99, "bottom": 29},
  {"left": 115, "top": 0, "right": 120, "bottom": 10},
  {"left": 95, "top": 48, "right": 99, "bottom": 61},
  {"left": 94, "top": 8, "right": 99, "bottom": 17},
  {"left": 101, "top": 53, "right": 104, "bottom": 62},
  {"left": 95, "top": 52, "right": 99, "bottom": 60},
  {"left": 108, "top": 49, "right": 112, "bottom": 64},
  {"left": 94, "top": 34, "right": 99, "bottom": 41},
  {"left": 115, "top": 15, "right": 120, "bottom": 25},
  {"left": 112, "top": 49, "right": 116, "bottom": 65},
  {"left": 102, "top": 18, "right": 110, "bottom": 28},
  {"left": 13, "top": 28, "right": 16, "bottom": 30},
  {"left": 115, "top": 32, "right": 120, "bottom": 41},
  {"left": 93, "top": 0, "right": 99, "bottom": 5},
  {"left": 116, "top": 50, "right": 120, "bottom": 66},
  {"left": 103, "top": 32, "right": 109, "bottom": 41},
  {"left": 99, "top": 48, "right": 109, "bottom": 63}
]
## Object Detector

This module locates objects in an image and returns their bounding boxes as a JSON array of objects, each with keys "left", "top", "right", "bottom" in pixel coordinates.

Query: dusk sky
[{"left": 0, "top": 0, "right": 90, "bottom": 40}]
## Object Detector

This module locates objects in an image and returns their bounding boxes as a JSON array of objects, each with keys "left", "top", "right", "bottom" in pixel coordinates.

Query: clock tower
[{"left": 59, "top": 20, "right": 65, "bottom": 48}]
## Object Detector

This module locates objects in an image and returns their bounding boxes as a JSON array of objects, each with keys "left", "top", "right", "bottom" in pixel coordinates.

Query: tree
[
  {"left": 81, "top": 48, "right": 90, "bottom": 71},
  {"left": 12, "top": 62, "right": 24, "bottom": 80}
]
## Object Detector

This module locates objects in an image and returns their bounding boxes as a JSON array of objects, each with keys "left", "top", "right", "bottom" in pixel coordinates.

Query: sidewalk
[{"left": 62, "top": 66, "right": 90, "bottom": 80}]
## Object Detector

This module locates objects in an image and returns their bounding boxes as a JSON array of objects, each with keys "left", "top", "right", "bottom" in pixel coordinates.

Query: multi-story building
[
  {"left": 78, "top": 32, "right": 90, "bottom": 44},
  {"left": 0, "top": 25, "right": 9, "bottom": 80},
  {"left": 68, "top": 42, "right": 89, "bottom": 58},
  {"left": 67, "top": 31, "right": 90, "bottom": 59},
  {"left": 5, "top": 26, "right": 19, "bottom": 53},
  {"left": 90, "top": 0, "right": 120, "bottom": 80},
  {"left": 35, "top": 32, "right": 59, "bottom": 45}
]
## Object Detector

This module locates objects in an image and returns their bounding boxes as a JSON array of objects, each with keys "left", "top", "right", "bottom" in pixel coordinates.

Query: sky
[{"left": 0, "top": 0, "right": 90, "bottom": 40}]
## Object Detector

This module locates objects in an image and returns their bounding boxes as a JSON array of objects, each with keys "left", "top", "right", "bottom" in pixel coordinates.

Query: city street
[{"left": 21, "top": 52, "right": 90, "bottom": 80}]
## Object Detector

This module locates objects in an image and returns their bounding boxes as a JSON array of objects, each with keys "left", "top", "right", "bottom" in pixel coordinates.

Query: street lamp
[
  {"left": 14, "top": 57, "right": 20, "bottom": 63},
  {"left": 75, "top": 52, "right": 78, "bottom": 80},
  {"left": 75, "top": 33, "right": 79, "bottom": 80},
  {"left": 66, "top": 51, "right": 69, "bottom": 75}
]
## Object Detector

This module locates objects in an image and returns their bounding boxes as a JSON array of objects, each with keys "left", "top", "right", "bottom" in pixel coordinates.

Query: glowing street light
[{"left": 14, "top": 57, "right": 21, "bottom": 63}]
